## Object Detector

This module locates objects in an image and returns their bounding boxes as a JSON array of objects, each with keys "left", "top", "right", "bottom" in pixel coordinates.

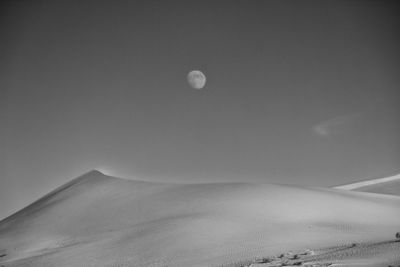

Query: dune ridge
[
  {"left": 334, "top": 172, "right": 400, "bottom": 196},
  {"left": 1, "top": 171, "right": 399, "bottom": 266}
]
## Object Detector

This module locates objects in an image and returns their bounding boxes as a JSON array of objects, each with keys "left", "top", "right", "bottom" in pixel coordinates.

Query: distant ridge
[
  {"left": 334, "top": 171, "right": 400, "bottom": 196},
  {"left": 334, "top": 173, "right": 400, "bottom": 190}
]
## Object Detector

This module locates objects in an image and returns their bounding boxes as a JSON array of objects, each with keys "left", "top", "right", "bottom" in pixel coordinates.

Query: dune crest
[
  {"left": 334, "top": 172, "right": 400, "bottom": 196},
  {"left": 1, "top": 171, "right": 400, "bottom": 266}
]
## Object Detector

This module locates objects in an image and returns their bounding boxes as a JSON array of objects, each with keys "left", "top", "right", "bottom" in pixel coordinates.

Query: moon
[{"left": 187, "top": 70, "right": 206, "bottom": 89}]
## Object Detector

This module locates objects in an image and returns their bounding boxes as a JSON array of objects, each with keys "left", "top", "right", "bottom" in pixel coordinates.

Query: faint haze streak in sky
[{"left": 312, "top": 112, "right": 364, "bottom": 137}]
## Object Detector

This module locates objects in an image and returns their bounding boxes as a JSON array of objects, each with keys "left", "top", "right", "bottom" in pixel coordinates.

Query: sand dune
[
  {"left": 334, "top": 173, "right": 400, "bottom": 196},
  {"left": 1, "top": 171, "right": 399, "bottom": 267}
]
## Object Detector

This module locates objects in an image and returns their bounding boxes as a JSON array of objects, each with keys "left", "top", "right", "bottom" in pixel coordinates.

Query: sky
[{"left": 1, "top": 0, "right": 399, "bottom": 220}]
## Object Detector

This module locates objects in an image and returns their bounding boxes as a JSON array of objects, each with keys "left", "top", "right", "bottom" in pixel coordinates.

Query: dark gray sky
[{"left": 1, "top": 0, "right": 399, "bottom": 220}]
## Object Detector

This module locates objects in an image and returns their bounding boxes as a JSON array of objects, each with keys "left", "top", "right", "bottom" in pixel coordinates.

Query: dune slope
[{"left": 1, "top": 171, "right": 399, "bottom": 267}]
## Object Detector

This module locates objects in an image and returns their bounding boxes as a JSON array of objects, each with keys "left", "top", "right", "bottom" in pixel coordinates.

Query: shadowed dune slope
[{"left": 1, "top": 171, "right": 400, "bottom": 267}]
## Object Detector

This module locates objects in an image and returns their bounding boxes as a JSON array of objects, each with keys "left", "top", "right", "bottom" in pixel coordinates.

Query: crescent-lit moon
[{"left": 187, "top": 70, "right": 206, "bottom": 89}]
